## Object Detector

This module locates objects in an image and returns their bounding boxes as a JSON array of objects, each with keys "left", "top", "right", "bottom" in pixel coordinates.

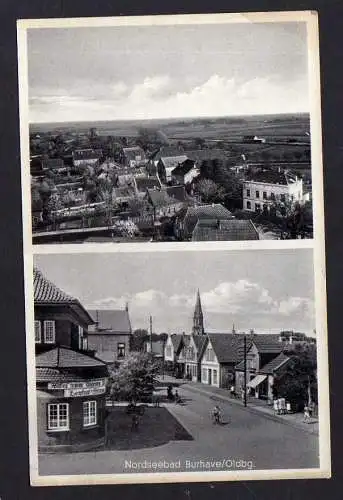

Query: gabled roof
[
  {"left": 166, "top": 185, "right": 190, "bottom": 202},
  {"left": 123, "top": 146, "right": 146, "bottom": 161},
  {"left": 172, "top": 159, "right": 196, "bottom": 177},
  {"left": 135, "top": 176, "right": 161, "bottom": 193},
  {"left": 259, "top": 352, "right": 291, "bottom": 374},
  {"left": 192, "top": 218, "right": 259, "bottom": 241},
  {"left": 36, "top": 367, "right": 91, "bottom": 383},
  {"left": 207, "top": 333, "right": 253, "bottom": 364},
  {"left": 36, "top": 346, "right": 107, "bottom": 369},
  {"left": 251, "top": 334, "right": 283, "bottom": 353},
  {"left": 73, "top": 149, "right": 102, "bottom": 161},
  {"left": 34, "top": 268, "right": 77, "bottom": 304},
  {"left": 193, "top": 335, "right": 207, "bottom": 359},
  {"left": 170, "top": 334, "right": 184, "bottom": 351},
  {"left": 159, "top": 155, "right": 188, "bottom": 169},
  {"left": 245, "top": 170, "right": 298, "bottom": 186},
  {"left": 150, "top": 146, "right": 185, "bottom": 161},
  {"left": 88, "top": 309, "right": 132, "bottom": 334},
  {"left": 183, "top": 204, "right": 233, "bottom": 235},
  {"left": 146, "top": 188, "right": 177, "bottom": 208}
]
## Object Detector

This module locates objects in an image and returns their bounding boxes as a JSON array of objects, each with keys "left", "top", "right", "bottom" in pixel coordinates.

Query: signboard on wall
[{"left": 48, "top": 378, "right": 107, "bottom": 395}]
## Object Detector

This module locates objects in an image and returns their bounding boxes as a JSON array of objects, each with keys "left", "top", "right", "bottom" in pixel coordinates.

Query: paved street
[{"left": 38, "top": 384, "right": 319, "bottom": 476}]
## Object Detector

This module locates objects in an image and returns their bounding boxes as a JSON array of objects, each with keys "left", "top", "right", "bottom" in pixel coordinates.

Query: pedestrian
[
  {"left": 211, "top": 405, "right": 222, "bottom": 424},
  {"left": 230, "top": 385, "right": 235, "bottom": 398},
  {"left": 131, "top": 413, "right": 139, "bottom": 431},
  {"left": 303, "top": 405, "right": 311, "bottom": 423}
]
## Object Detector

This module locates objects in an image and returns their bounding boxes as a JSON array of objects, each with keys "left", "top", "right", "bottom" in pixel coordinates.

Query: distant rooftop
[
  {"left": 88, "top": 309, "right": 132, "bottom": 334},
  {"left": 172, "top": 159, "right": 196, "bottom": 177},
  {"left": 73, "top": 149, "right": 102, "bottom": 161},
  {"left": 246, "top": 170, "right": 298, "bottom": 186},
  {"left": 192, "top": 218, "right": 259, "bottom": 241},
  {"left": 135, "top": 176, "right": 161, "bottom": 192},
  {"left": 182, "top": 204, "right": 233, "bottom": 236}
]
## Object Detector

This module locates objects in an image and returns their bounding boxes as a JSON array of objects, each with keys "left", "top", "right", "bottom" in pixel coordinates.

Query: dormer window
[{"left": 44, "top": 320, "right": 55, "bottom": 343}]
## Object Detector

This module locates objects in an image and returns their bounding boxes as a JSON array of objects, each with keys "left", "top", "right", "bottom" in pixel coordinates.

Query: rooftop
[
  {"left": 146, "top": 188, "right": 177, "bottom": 208},
  {"left": 208, "top": 333, "right": 253, "bottom": 364},
  {"left": 135, "top": 176, "right": 161, "bottom": 192},
  {"left": 251, "top": 334, "right": 284, "bottom": 353},
  {"left": 150, "top": 146, "right": 185, "bottom": 161},
  {"left": 259, "top": 352, "right": 291, "bottom": 374},
  {"left": 73, "top": 149, "right": 102, "bottom": 161},
  {"left": 88, "top": 309, "right": 132, "bottom": 334},
  {"left": 245, "top": 170, "right": 298, "bottom": 186},
  {"left": 166, "top": 185, "right": 190, "bottom": 202},
  {"left": 192, "top": 218, "right": 259, "bottom": 241},
  {"left": 34, "top": 267, "right": 77, "bottom": 304},
  {"left": 183, "top": 204, "right": 234, "bottom": 235},
  {"left": 172, "top": 159, "right": 197, "bottom": 177},
  {"left": 159, "top": 155, "right": 188, "bottom": 169},
  {"left": 36, "top": 346, "right": 107, "bottom": 369}
]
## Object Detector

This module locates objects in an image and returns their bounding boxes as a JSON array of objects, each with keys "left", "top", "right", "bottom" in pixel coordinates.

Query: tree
[
  {"left": 127, "top": 196, "right": 148, "bottom": 217},
  {"left": 270, "top": 199, "right": 312, "bottom": 239},
  {"left": 196, "top": 178, "right": 225, "bottom": 204},
  {"left": 130, "top": 329, "right": 149, "bottom": 351},
  {"left": 108, "top": 352, "right": 158, "bottom": 402},
  {"left": 275, "top": 343, "right": 317, "bottom": 412}
]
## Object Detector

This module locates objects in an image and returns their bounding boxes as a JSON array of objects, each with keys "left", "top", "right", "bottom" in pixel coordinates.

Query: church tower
[{"left": 192, "top": 289, "right": 204, "bottom": 335}]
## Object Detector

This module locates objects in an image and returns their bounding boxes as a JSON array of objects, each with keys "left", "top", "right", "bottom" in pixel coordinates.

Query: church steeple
[{"left": 192, "top": 289, "right": 204, "bottom": 335}]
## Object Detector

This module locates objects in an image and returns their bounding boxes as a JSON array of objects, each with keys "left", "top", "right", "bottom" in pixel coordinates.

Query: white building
[{"left": 243, "top": 170, "right": 303, "bottom": 214}]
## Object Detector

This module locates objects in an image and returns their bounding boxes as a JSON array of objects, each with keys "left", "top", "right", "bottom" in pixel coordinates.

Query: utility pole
[
  {"left": 243, "top": 334, "right": 247, "bottom": 407},
  {"left": 149, "top": 315, "right": 153, "bottom": 353}
]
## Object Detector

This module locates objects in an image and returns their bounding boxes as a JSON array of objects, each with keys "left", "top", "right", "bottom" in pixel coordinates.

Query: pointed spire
[
  {"left": 192, "top": 289, "right": 204, "bottom": 335},
  {"left": 232, "top": 322, "right": 236, "bottom": 334}
]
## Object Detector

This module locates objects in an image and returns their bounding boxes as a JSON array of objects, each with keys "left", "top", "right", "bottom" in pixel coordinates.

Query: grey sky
[
  {"left": 27, "top": 22, "right": 309, "bottom": 122},
  {"left": 34, "top": 249, "right": 315, "bottom": 336}
]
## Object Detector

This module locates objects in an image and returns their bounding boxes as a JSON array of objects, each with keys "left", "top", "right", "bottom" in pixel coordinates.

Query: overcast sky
[
  {"left": 34, "top": 249, "right": 315, "bottom": 336},
  {"left": 27, "top": 21, "right": 309, "bottom": 123}
]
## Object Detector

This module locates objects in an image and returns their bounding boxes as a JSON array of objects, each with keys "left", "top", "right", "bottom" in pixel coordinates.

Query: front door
[{"left": 208, "top": 368, "right": 212, "bottom": 385}]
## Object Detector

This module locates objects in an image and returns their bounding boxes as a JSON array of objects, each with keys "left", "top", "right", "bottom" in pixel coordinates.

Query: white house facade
[{"left": 200, "top": 339, "right": 220, "bottom": 387}]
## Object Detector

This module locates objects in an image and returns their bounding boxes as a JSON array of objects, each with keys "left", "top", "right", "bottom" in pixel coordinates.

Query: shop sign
[
  {"left": 48, "top": 378, "right": 107, "bottom": 392},
  {"left": 64, "top": 387, "right": 106, "bottom": 398}
]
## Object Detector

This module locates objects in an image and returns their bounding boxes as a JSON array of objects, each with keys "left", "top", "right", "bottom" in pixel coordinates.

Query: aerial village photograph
[
  {"left": 31, "top": 248, "right": 320, "bottom": 477},
  {"left": 26, "top": 19, "right": 314, "bottom": 245}
]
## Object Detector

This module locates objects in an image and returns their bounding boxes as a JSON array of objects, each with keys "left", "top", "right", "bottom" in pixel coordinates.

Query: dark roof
[
  {"left": 42, "top": 158, "right": 64, "bottom": 169},
  {"left": 88, "top": 309, "right": 132, "bottom": 334},
  {"left": 170, "top": 334, "right": 183, "bottom": 351},
  {"left": 251, "top": 334, "right": 284, "bottom": 353},
  {"left": 193, "top": 335, "right": 207, "bottom": 359},
  {"left": 34, "top": 268, "right": 76, "bottom": 304},
  {"left": 146, "top": 188, "right": 177, "bottom": 208},
  {"left": 135, "top": 176, "right": 161, "bottom": 192},
  {"left": 192, "top": 218, "right": 259, "bottom": 241},
  {"left": 36, "top": 368, "right": 91, "bottom": 383},
  {"left": 172, "top": 159, "right": 196, "bottom": 177},
  {"left": 166, "top": 185, "right": 189, "bottom": 202},
  {"left": 183, "top": 204, "right": 233, "bottom": 236},
  {"left": 246, "top": 170, "right": 298, "bottom": 186},
  {"left": 150, "top": 146, "right": 185, "bottom": 161},
  {"left": 36, "top": 346, "right": 107, "bottom": 369},
  {"left": 207, "top": 333, "right": 252, "bottom": 364},
  {"left": 73, "top": 149, "right": 102, "bottom": 161},
  {"left": 123, "top": 146, "right": 146, "bottom": 161},
  {"left": 259, "top": 352, "right": 291, "bottom": 374}
]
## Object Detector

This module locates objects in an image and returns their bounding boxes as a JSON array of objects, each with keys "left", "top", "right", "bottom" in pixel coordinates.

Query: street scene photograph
[
  {"left": 29, "top": 247, "right": 324, "bottom": 481},
  {"left": 23, "top": 16, "right": 315, "bottom": 245}
]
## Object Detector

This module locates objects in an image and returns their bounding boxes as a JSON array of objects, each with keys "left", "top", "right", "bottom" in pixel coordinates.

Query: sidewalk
[{"left": 157, "top": 376, "right": 319, "bottom": 435}]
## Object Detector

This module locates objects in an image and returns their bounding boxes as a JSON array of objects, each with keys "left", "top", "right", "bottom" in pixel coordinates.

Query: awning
[{"left": 247, "top": 374, "right": 267, "bottom": 389}]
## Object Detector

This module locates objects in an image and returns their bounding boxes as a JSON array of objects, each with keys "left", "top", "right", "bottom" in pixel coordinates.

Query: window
[
  {"left": 117, "top": 343, "right": 125, "bottom": 358},
  {"left": 83, "top": 400, "right": 97, "bottom": 427},
  {"left": 48, "top": 403, "right": 69, "bottom": 431},
  {"left": 206, "top": 347, "right": 215, "bottom": 362},
  {"left": 280, "top": 194, "right": 286, "bottom": 202},
  {"left": 166, "top": 345, "right": 172, "bottom": 357},
  {"left": 270, "top": 192, "right": 275, "bottom": 201},
  {"left": 263, "top": 191, "right": 267, "bottom": 200},
  {"left": 255, "top": 190, "right": 260, "bottom": 198},
  {"left": 35, "top": 321, "right": 41, "bottom": 343},
  {"left": 255, "top": 203, "right": 261, "bottom": 212},
  {"left": 246, "top": 201, "right": 251, "bottom": 210},
  {"left": 78, "top": 325, "right": 83, "bottom": 350},
  {"left": 44, "top": 320, "right": 55, "bottom": 343},
  {"left": 246, "top": 189, "right": 250, "bottom": 197},
  {"left": 202, "top": 368, "right": 207, "bottom": 382},
  {"left": 213, "top": 370, "right": 218, "bottom": 385}
]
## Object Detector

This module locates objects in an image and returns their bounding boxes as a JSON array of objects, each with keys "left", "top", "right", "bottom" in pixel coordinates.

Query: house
[
  {"left": 164, "top": 334, "right": 188, "bottom": 378},
  {"left": 41, "top": 158, "right": 67, "bottom": 173},
  {"left": 243, "top": 170, "right": 303, "bottom": 214},
  {"left": 87, "top": 308, "right": 132, "bottom": 364},
  {"left": 157, "top": 155, "right": 189, "bottom": 183},
  {"left": 145, "top": 188, "right": 184, "bottom": 219},
  {"left": 200, "top": 333, "right": 249, "bottom": 388},
  {"left": 149, "top": 146, "right": 186, "bottom": 166},
  {"left": 176, "top": 204, "right": 234, "bottom": 240},
  {"left": 234, "top": 334, "right": 283, "bottom": 399},
  {"left": 258, "top": 352, "right": 291, "bottom": 401},
  {"left": 184, "top": 335, "right": 207, "bottom": 382},
  {"left": 191, "top": 218, "right": 259, "bottom": 241},
  {"left": 112, "top": 186, "right": 136, "bottom": 205},
  {"left": 134, "top": 176, "right": 162, "bottom": 198},
  {"left": 34, "top": 268, "right": 108, "bottom": 453},
  {"left": 164, "top": 334, "right": 183, "bottom": 364},
  {"left": 171, "top": 159, "right": 200, "bottom": 185},
  {"left": 72, "top": 149, "right": 102, "bottom": 167},
  {"left": 166, "top": 185, "right": 193, "bottom": 204},
  {"left": 121, "top": 146, "right": 147, "bottom": 167}
]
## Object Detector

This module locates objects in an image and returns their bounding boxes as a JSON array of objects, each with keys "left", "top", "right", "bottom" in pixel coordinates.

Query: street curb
[{"left": 183, "top": 384, "right": 319, "bottom": 436}]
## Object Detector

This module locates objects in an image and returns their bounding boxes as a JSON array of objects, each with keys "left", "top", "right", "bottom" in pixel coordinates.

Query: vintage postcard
[{"left": 17, "top": 11, "right": 330, "bottom": 486}]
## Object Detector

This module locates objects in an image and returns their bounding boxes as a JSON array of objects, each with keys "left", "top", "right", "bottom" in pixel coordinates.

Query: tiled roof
[
  {"left": 150, "top": 146, "right": 185, "bottom": 161},
  {"left": 36, "top": 368, "right": 91, "bottom": 383},
  {"left": 170, "top": 334, "right": 183, "bottom": 351},
  {"left": 166, "top": 185, "right": 189, "bottom": 202},
  {"left": 208, "top": 333, "right": 253, "bottom": 364},
  {"left": 251, "top": 334, "right": 284, "bottom": 353},
  {"left": 88, "top": 309, "right": 132, "bottom": 334},
  {"left": 246, "top": 170, "right": 298, "bottom": 186},
  {"left": 193, "top": 335, "right": 207, "bottom": 359},
  {"left": 172, "top": 159, "right": 196, "bottom": 177},
  {"left": 192, "top": 218, "right": 259, "bottom": 241},
  {"left": 34, "top": 268, "right": 77, "bottom": 304},
  {"left": 259, "top": 352, "right": 291, "bottom": 374},
  {"left": 183, "top": 204, "right": 233, "bottom": 236},
  {"left": 146, "top": 188, "right": 177, "bottom": 208},
  {"left": 73, "top": 149, "right": 102, "bottom": 161},
  {"left": 36, "top": 346, "right": 107, "bottom": 369},
  {"left": 123, "top": 146, "right": 146, "bottom": 161},
  {"left": 159, "top": 156, "right": 188, "bottom": 169},
  {"left": 135, "top": 176, "right": 161, "bottom": 193}
]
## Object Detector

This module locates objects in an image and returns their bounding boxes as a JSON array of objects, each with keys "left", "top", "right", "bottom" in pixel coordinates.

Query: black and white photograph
[
  {"left": 19, "top": 13, "right": 319, "bottom": 245},
  {"left": 28, "top": 247, "right": 328, "bottom": 484}
]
